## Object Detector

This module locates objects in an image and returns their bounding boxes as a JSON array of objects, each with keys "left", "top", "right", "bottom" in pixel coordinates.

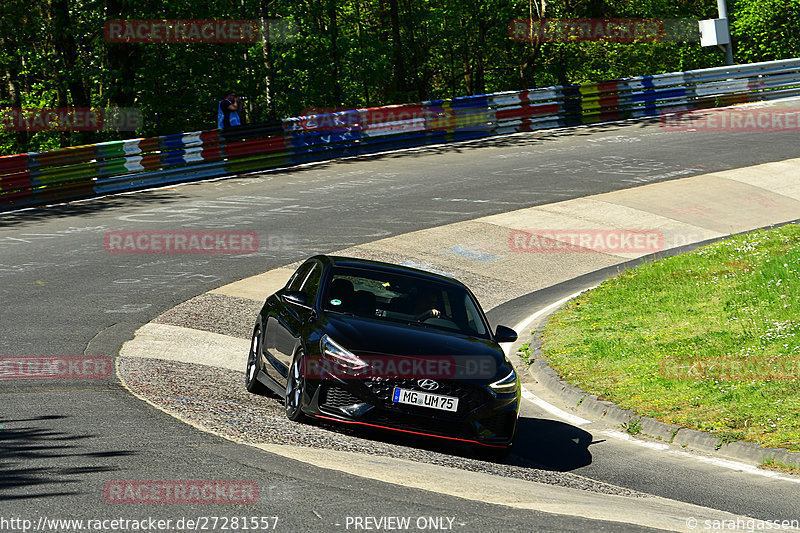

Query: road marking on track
[
  {"left": 602, "top": 430, "right": 670, "bottom": 450},
  {"left": 521, "top": 387, "right": 591, "bottom": 427},
  {"left": 602, "top": 430, "right": 800, "bottom": 483},
  {"left": 509, "top": 288, "right": 597, "bottom": 342},
  {"left": 511, "top": 293, "right": 800, "bottom": 483},
  {"left": 665, "top": 449, "right": 800, "bottom": 484},
  {"left": 501, "top": 289, "right": 596, "bottom": 427}
]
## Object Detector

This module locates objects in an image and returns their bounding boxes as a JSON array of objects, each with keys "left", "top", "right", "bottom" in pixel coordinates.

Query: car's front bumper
[{"left": 303, "top": 377, "right": 519, "bottom": 448}]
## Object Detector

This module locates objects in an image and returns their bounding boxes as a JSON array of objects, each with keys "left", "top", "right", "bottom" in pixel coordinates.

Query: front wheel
[
  {"left": 245, "top": 324, "right": 268, "bottom": 395},
  {"left": 285, "top": 349, "right": 307, "bottom": 422}
]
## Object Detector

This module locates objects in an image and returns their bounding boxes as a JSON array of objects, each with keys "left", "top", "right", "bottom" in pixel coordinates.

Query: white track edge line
[
  {"left": 507, "top": 289, "right": 800, "bottom": 484},
  {"left": 502, "top": 289, "right": 596, "bottom": 426},
  {"left": 521, "top": 388, "right": 592, "bottom": 427}
]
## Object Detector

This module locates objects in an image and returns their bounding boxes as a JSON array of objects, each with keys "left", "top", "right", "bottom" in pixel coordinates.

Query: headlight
[
  {"left": 489, "top": 368, "right": 518, "bottom": 393},
  {"left": 320, "top": 335, "right": 367, "bottom": 374}
]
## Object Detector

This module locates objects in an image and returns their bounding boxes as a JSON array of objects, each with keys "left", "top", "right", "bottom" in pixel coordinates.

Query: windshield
[{"left": 322, "top": 267, "right": 489, "bottom": 338}]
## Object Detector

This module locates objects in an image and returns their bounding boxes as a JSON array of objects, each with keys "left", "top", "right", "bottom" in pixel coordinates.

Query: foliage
[
  {"left": 0, "top": 0, "right": 794, "bottom": 155},
  {"left": 730, "top": 0, "right": 800, "bottom": 63}
]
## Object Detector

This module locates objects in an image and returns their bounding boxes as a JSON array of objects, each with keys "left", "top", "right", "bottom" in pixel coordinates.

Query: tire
[
  {"left": 245, "top": 324, "right": 268, "bottom": 395},
  {"left": 285, "top": 348, "right": 307, "bottom": 422}
]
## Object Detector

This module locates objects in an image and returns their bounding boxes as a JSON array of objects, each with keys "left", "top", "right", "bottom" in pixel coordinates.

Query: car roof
[{"left": 312, "top": 255, "right": 467, "bottom": 288}]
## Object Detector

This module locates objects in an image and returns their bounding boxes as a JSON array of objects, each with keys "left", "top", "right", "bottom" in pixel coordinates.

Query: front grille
[
  {"left": 321, "top": 386, "right": 361, "bottom": 408},
  {"left": 364, "top": 378, "right": 490, "bottom": 414}
]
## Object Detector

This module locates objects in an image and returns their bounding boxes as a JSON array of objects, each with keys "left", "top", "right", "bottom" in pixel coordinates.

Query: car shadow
[
  {"left": 509, "top": 416, "right": 597, "bottom": 471},
  {"left": 307, "top": 411, "right": 597, "bottom": 470}
]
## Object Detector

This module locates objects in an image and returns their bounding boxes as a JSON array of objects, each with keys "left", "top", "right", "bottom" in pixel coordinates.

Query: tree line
[{"left": 0, "top": 0, "right": 797, "bottom": 155}]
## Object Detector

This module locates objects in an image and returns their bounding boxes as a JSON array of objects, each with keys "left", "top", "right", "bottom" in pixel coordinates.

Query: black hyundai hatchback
[{"left": 245, "top": 255, "right": 520, "bottom": 450}]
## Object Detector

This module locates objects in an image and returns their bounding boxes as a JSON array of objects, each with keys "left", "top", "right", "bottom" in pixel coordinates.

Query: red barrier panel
[
  {"left": 0, "top": 171, "right": 34, "bottom": 191},
  {"left": 222, "top": 137, "right": 288, "bottom": 158},
  {"left": 0, "top": 188, "right": 36, "bottom": 209},
  {"left": 0, "top": 153, "right": 29, "bottom": 175},
  {"left": 200, "top": 131, "right": 223, "bottom": 160}
]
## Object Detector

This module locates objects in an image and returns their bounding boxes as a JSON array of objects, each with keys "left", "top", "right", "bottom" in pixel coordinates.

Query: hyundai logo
[{"left": 417, "top": 379, "right": 439, "bottom": 391}]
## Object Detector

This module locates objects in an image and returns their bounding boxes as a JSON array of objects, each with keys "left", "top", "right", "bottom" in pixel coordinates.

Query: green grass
[
  {"left": 539, "top": 224, "right": 800, "bottom": 452},
  {"left": 762, "top": 457, "right": 800, "bottom": 473},
  {"left": 517, "top": 342, "right": 532, "bottom": 365},
  {"left": 621, "top": 418, "right": 643, "bottom": 435}
]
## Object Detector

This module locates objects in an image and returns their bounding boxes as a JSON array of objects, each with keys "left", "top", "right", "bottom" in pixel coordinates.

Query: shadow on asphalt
[
  {"left": 306, "top": 410, "right": 596, "bottom": 471},
  {"left": 512, "top": 416, "right": 595, "bottom": 471},
  {"left": 0, "top": 191, "right": 183, "bottom": 228},
  {"left": 0, "top": 415, "right": 135, "bottom": 499}
]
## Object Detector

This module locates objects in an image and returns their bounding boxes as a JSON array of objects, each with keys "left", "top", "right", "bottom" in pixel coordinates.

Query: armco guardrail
[{"left": 2, "top": 58, "right": 800, "bottom": 212}]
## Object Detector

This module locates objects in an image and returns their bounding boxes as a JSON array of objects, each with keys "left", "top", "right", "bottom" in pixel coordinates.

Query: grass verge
[
  {"left": 538, "top": 224, "right": 800, "bottom": 452},
  {"left": 762, "top": 457, "right": 800, "bottom": 473}
]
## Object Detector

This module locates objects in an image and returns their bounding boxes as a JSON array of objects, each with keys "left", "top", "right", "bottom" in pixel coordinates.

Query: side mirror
[
  {"left": 494, "top": 325, "right": 517, "bottom": 343},
  {"left": 283, "top": 290, "right": 309, "bottom": 307},
  {"left": 283, "top": 290, "right": 317, "bottom": 320}
]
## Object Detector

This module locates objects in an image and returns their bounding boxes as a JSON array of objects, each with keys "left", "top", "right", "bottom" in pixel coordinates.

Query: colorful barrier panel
[{"left": 2, "top": 58, "right": 800, "bottom": 212}]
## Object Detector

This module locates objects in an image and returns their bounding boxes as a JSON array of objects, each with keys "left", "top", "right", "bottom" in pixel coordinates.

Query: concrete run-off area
[{"left": 118, "top": 157, "right": 800, "bottom": 532}]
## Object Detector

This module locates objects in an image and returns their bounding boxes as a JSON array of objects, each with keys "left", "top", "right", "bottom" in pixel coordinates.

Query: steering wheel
[{"left": 414, "top": 308, "right": 441, "bottom": 322}]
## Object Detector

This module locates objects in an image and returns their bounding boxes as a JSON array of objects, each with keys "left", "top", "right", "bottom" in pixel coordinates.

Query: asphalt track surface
[{"left": 2, "top": 113, "right": 800, "bottom": 531}]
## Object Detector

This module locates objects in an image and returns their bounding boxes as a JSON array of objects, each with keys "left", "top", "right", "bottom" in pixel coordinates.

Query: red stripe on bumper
[{"left": 311, "top": 414, "right": 508, "bottom": 449}]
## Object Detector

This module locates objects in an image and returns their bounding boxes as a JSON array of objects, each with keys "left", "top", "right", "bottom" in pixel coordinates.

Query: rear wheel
[
  {"left": 285, "top": 349, "right": 307, "bottom": 422},
  {"left": 245, "top": 324, "right": 268, "bottom": 394}
]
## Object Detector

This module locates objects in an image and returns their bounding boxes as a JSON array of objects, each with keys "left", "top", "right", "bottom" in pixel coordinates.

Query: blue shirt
[{"left": 217, "top": 99, "right": 241, "bottom": 129}]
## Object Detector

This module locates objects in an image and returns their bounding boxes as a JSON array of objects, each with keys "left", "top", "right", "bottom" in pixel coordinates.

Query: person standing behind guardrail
[{"left": 217, "top": 90, "right": 242, "bottom": 129}]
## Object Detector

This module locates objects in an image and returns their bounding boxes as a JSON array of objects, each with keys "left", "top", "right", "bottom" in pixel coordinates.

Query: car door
[
  {"left": 265, "top": 260, "right": 323, "bottom": 385},
  {"left": 264, "top": 262, "right": 311, "bottom": 382}
]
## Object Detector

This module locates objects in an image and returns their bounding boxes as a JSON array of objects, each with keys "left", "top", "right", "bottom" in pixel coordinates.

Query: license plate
[{"left": 392, "top": 387, "right": 459, "bottom": 412}]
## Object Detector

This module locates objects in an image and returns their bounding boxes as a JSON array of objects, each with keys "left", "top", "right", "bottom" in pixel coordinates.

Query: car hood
[{"left": 321, "top": 313, "right": 505, "bottom": 364}]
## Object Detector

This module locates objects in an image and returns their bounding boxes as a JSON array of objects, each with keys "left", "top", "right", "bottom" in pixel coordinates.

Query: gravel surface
[
  {"left": 118, "top": 355, "right": 648, "bottom": 498},
  {"left": 154, "top": 293, "right": 262, "bottom": 339}
]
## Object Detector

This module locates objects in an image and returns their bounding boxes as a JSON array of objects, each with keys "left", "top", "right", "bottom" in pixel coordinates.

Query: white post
[{"left": 717, "top": 0, "right": 735, "bottom": 65}]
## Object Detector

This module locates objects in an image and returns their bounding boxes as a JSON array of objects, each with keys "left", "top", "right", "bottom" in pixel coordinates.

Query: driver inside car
[{"left": 413, "top": 288, "right": 441, "bottom": 321}]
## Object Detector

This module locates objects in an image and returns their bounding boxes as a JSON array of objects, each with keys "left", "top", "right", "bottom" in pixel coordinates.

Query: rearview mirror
[{"left": 494, "top": 325, "right": 517, "bottom": 343}]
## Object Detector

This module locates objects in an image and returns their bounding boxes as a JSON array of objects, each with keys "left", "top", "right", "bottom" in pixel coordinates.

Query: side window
[
  {"left": 441, "top": 290, "right": 452, "bottom": 317},
  {"left": 287, "top": 263, "right": 313, "bottom": 291},
  {"left": 299, "top": 263, "right": 322, "bottom": 301},
  {"left": 463, "top": 294, "right": 486, "bottom": 335}
]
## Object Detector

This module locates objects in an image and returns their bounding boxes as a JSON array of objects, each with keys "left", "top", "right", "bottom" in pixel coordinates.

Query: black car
[{"left": 245, "top": 255, "right": 521, "bottom": 450}]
